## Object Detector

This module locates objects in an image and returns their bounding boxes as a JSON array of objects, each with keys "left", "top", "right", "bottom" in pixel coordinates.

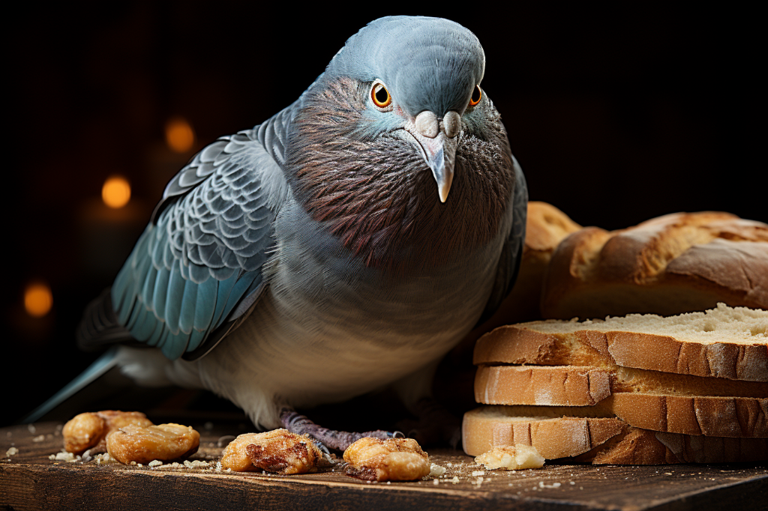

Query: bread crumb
[
  {"left": 428, "top": 463, "right": 446, "bottom": 478},
  {"left": 6, "top": 447, "right": 19, "bottom": 457},
  {"left": 157, "top": 462, "right": 185, "bottom": 470},
  {"left": 184, "top": 460, "right": 210, "bottom": 469},
  {"left": 32, "top": 435, "right": 45, "bottom": 443},
  {"left": 54, "top": 451, "right": 76, "bottom": 462},
  {"left": 475, "top": 445, "right": 545, "bottom": 470},
  {"left": 28, "top": 424, "right": 36, "bottom": 434},
  {"left": 94, "top": 452, "right": 116, "bottom": 465},
  {"left": 471, "top": 470, "right": 485, "bottom": 477},
  {"left": 451, "top": 476, "right": 459, "bottom": 484},
  {"left": 148, "top": 460, "right": 163, "bottom": 467}
]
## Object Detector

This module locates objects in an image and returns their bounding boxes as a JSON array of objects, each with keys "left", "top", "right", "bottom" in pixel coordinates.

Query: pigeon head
[
  {"left": 285, "top": 16, "right": 515, "bottom": 272},
  {"left": 326, "top": 16, "right": 485, "bottom": 121}
]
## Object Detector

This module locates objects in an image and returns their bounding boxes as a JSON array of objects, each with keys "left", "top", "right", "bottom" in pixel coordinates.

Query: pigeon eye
[
  {"left": 469, "top": 85, "right": 482, "bottom": 107},
  {"left": 371, "top": 82, "right": 392, "bottom": 109}
]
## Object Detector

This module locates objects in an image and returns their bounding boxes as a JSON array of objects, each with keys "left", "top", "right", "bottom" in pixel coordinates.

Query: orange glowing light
[
  {"left": 102, "top": 175, "right": 131, "bottom": 209},
  {"left": 25, "top": 282, "right": 53, "bottom": 317},
  {"left": 165, "top": 117, "right": 195, "bottom": 153}
]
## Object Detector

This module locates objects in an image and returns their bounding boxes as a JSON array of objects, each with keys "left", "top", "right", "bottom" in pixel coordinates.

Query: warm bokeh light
[
  {"left": 24, "top": 282, "right": 53, "bottom": 318},
  {"left": 165, "top": 116, "right": 195, "bottom": 153},
  {"left": 102, "top": 175, "right": 132, "bottom": 209}
]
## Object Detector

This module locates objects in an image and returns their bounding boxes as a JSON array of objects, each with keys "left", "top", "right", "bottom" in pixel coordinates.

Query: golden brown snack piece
[
  {"left": 220, "top": 429, "right": 322, "bottom": 474},
  {"left": 63, "top": 410, "right": 153, "bottom": 454},
  {"left": 106, "top": 423, "right": 200, "bottom": 465},
  {"left": 343, "top": 437, "right": 430, "bottom": 482},
  {"left": 475, "top": 445, "right": 545, "bottom": 470}
]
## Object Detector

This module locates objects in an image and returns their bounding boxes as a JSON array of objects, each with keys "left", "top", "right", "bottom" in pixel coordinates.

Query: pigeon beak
[
  {"left": 424, "top": 134, "right": 457, "bottom": 203},
  {"left": 409, "top": 110, "right": 461, "bottom": 203}
]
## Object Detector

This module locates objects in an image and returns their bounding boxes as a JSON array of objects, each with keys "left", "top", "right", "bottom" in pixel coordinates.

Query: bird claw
[{"left": 279, "top": 407, "right": 403, "bottom": 452}]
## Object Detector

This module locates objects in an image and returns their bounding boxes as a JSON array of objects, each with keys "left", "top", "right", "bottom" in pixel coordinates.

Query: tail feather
[
  {"left": 77, "top": 288, "right": 134, "bottom": 350},
  {"left": 21, "top": 347, "right": 120, "bottom": 423}
]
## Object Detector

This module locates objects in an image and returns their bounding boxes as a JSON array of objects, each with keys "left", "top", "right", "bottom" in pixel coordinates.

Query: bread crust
[
  {"left": 610, "top": 393, "right": 768, "bottom": 438},
  {"left": 474, "top": 322, "right": 768, "bottom": 382},
  {"left": 475, "top": 365, "right": 612, "bottom": 406},
  {"left": 473, "top": 379, "right": 767, "bottom": 438},
  {"left": 463, "top": 406, "right": 768, "bottom": 463},
  {"left": 540, "top": 212, "right": 768, "bottom": 319},
  {"left": 588, "top": 428, "right": 768, "bottom": 464},
  {"left": 462, "top": 407, "right": 624, "bottom": 458},
  {"left": 475, "top": 364, "right": 768, "bottom": 404}
]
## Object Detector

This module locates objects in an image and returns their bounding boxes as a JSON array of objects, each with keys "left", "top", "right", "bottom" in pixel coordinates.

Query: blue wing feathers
[
  {"left": 141, "top": 262, "right": 158, "bottom": 311},
  {"left": 152, "top": 267, "right": 170, "bottom": 323},
  {"left": 178, "top": 278, "right": 198, "bottom": 335},
  {"left": 146, "top": 320, "right": 163, "bottom": 347},
  {"left": 164, "top": 263, "right": 185, "bottom": 335},
  {"left": 102, "top": 124, "right": 287, "bottom": 360},
  {"left": 132, "top": 306, "right": 155, "bottom": 341},
  {"left": 194, "top": 278, "right": 217, "bottom": 331},
  {"left": 187, "top": 329, "right": 206, "bottom": 353},
  {"left": 210, "top": 273, "right": 239, "bottom": 329}
]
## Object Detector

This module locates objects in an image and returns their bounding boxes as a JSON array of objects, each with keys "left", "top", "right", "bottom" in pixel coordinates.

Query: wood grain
[{"left": 2, "top": 421, "right": 766, "bottom": 510}]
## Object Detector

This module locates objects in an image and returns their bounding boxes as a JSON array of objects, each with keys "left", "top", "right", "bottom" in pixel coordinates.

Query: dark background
[{"left": 3, "top": 4, "right": 764, "bottom": 427}]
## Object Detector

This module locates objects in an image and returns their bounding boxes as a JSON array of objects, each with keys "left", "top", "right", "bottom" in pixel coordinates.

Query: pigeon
[{"left": 36, "top": 16, "right": 528, "bottom": 451}]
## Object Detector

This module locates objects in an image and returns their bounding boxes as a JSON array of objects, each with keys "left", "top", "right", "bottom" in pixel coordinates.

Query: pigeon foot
[{"left": 280, "top": 407, "right": 403, "bottom": 451}]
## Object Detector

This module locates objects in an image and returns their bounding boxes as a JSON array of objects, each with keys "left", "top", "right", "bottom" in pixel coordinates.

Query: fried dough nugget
[
  {"left": 63, "top": 411, "right": 153, "bottom": 454},
  {"left": 220, "top": 429, "right": 322, "bottom": 474},
  {"left": 106, "top": 423, "right": 200, "bottom": 465},
  {"left": 343, "top": 437, "right": 430, "bottom": 481}
]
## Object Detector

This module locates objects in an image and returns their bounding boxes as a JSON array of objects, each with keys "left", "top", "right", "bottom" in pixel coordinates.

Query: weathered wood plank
[{"left": 2, "top": 421, "right": 766, "bottom": 510}]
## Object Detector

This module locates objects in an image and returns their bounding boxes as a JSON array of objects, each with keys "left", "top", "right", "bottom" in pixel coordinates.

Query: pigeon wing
[{"left": 79, "top": 128, "right": 288, "bottom": 361}]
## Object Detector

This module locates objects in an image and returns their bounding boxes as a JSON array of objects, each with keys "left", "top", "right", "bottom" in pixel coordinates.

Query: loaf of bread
[
  {"left": 474, "top": 303, "right": 768, "bottom": 381},
  {"left": 463, "top": 406, "right": 768, "bottom": 464},
  {"left": 540, "top": 211, "right": 768, "bottom": 320}
]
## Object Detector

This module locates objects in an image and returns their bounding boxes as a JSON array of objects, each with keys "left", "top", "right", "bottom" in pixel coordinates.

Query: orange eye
[
  {"left": 469, "top": 85, "right": 482, "bottom": 106},
  {"left": 371, "top": 82, "right": 392, "bottom": 108}
]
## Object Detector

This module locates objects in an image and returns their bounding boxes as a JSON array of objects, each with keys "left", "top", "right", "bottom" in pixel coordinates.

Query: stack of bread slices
[{"left": 463, "top": 303, "right": 768, "bottom": 464}]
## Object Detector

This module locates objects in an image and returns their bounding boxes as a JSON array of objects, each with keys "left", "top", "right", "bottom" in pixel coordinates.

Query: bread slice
[
  {"left": 463, "top": 406, "right": 768, "bottom": 463},
  {"left": 540, "top": 212, "right": 768, "bottom": 320},
  {"left": 475, "top": 365, "right": 768, "bottom": 406},
  {"left": 474, "top": 303, "right": 768, "bottom": 381},
  {"left": 462, "top": 405, "right": 625, "bottom": 459},
  {"left": 474, "top": 367, "right": 768, "bottom": 438}
]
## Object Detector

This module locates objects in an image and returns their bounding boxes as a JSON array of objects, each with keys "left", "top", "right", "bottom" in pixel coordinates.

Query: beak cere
[{"left": 411, "top": 110, "right": 461, "bottom": 203}]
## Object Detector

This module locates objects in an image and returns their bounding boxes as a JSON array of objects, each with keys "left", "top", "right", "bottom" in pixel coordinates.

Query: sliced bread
[
  {"left": 475, "top": 365, "right": 768, "bottom": 407},
  {"left": 474, "top": 303, "right": 768, "bottom": 381},
  {"left": 473, "top": 367, "right": 768, "bottom": 438},
  {"left": 463, "top": 406, "right": 768, "bottom": 463}
]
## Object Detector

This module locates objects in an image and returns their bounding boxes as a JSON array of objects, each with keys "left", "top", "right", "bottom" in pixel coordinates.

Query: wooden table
[{"left": 2, "top": 420, "right": 766, "bottom": 510}]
